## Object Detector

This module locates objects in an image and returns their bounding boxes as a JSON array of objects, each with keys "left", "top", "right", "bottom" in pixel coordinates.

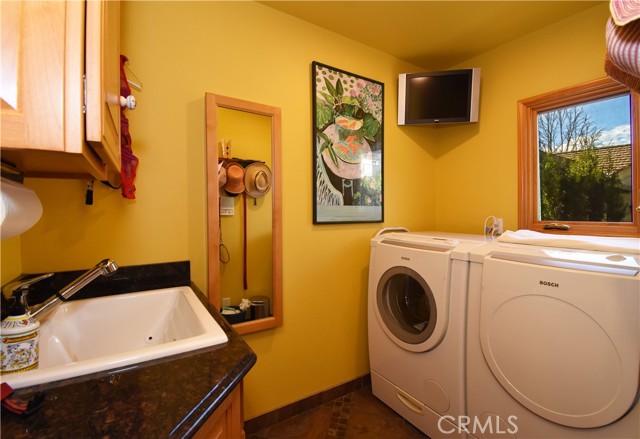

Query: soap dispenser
[{"left": 1, "top": 273, "right": 52, "bottom": 375}]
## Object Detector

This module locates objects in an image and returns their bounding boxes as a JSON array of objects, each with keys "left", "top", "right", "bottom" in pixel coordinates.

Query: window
[{"left": 518, "top": 77, "right": 639, "bottom": 237}]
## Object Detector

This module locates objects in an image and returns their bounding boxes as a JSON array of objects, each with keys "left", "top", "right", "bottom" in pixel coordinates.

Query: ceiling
[{"left": 260, "top": 1, "right": 604, "bottom": 70}]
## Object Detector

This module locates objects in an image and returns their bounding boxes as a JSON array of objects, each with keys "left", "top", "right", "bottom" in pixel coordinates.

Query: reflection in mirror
[
  {"left": 218, "top": 109, "right": 273, "bottom": 314},
  {"left": 205, "top": 94, "right": 282, "bottom": 335}
]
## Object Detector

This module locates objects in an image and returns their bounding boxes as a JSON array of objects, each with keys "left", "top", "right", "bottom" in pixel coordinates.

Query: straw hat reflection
[{"left": 244, "top": 162, "right": 272, "bottom": 198}]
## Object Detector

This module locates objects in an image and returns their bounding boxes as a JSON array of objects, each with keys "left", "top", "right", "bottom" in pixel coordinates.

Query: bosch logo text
[{"left": 539, "top": 280, "right": 559, "bottom": 288}]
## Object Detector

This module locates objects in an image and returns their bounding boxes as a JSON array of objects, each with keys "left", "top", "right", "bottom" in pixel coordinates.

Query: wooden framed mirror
[{"left": 205, "top": 93, "right": 282, "bottom": 335}]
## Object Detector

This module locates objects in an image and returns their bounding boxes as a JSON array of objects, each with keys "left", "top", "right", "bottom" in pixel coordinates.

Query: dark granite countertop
[{"left": 1, "top": 261, "right": 257, "bottom": 438}]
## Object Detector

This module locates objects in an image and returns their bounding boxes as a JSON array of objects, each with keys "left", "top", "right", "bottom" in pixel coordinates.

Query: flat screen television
[{"left": 398, "top": 68, "right": 480, "bottom": 125}]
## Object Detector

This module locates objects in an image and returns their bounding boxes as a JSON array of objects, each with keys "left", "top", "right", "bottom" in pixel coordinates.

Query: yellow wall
[
  {"left": 3, "top": 0, "right": 609, "bottom": 421},
  {"left": 434, "top": 3, "right": 610, "bottom": 232},
  {"left": 1, "top": 236, "right": 21, "bottom": 289}
]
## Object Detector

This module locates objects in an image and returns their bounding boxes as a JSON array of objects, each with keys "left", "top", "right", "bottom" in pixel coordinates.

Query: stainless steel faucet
[{"left": 2, "top": 259, "right": 119, "bottom": 321}]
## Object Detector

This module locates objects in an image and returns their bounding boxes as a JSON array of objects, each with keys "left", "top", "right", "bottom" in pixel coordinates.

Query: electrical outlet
[
  {"left": 222, "top": 297, "right": 231, "bottom": 307},
  {"left": 494, "top": 218, "right": 504, "bottom": 235}
]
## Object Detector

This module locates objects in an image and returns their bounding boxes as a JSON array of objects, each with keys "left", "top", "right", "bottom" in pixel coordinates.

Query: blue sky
[{"left": 580, "top": 94, "right": 631, "bottom": 146}]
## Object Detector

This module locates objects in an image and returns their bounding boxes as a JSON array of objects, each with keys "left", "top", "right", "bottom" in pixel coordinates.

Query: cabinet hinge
[{"left": 82, "top": 74, "right": 87, "bottom": 114}]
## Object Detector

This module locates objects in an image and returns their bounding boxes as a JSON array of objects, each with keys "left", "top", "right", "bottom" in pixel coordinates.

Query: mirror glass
[
  {"left": 218, "top": 108, "right": 273, "bottom": 308},
  {"left": 205, "top": 94, "right": 282, "bottom": 335}
]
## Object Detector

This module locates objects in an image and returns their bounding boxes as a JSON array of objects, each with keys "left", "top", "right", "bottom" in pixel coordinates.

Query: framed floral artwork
[{"left": 312, "top": 61, "right": 384, "bottom": 224}]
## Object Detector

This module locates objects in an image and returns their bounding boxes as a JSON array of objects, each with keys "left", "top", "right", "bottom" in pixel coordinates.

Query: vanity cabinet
[
  {"left": 0, "top": 0, "right": 121, "bottom": 184},
  {"left": 194, "top": 384, "right": 245, "bottom": 439}
]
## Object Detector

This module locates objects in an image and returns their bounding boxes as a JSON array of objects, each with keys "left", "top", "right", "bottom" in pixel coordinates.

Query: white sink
[{"left": 2, "top": 287, "right": 228, "bottom": 389}]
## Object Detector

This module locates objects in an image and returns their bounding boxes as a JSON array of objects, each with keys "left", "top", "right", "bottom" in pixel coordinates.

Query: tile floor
[{"left": 246, "top": 386, "right": 429, "bottom": 439}]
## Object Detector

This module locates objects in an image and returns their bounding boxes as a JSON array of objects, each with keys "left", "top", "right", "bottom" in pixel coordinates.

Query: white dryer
[
  {"left": 368, "top": 230, "right": 485, "bottom": 438},
  {"left": 466, "top": 239, "right": 640, "bottom": 439}
]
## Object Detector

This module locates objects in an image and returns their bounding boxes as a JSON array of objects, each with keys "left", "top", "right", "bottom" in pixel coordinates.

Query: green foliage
[
  {"left": 362, "top": 113, "right": 380, "bottom": 142},
  {"left": 353, "top": 175, "right": 382, "bottom": 206},
  {"left": 315, "top": 100, "right": 333, "bottom": 129},
  {"left": 540, "top": 148, "right": 627, "bottom": 222},
  {"left": 316, "top": 73, "right": 381, "bottom": 139},
  {"left": 317, "top": 131, "right": 339, "bottom": 167}
]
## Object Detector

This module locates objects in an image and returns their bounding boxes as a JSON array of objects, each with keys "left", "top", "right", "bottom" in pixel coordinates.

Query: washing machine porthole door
[{"left": 377, "top": 266, "right": 437, "bottom": 345}]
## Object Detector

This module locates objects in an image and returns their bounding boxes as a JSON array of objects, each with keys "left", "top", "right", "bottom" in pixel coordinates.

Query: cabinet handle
[
  {"left": 120, "top": 95, "right": 136, "bottom": 110},
  {"left": 543, "top": 223, "right": 570, "bottom": 231},
  {"left": 395, "top": 389, "right": 423, "bottom": 414}
]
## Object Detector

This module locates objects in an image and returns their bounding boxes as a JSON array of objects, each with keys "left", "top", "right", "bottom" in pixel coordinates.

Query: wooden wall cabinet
[
  {"left": 194, "top": 384, "right": 245, "bottom": 439},
  {"left": 0, "top": 0, "right": 121, "bottom": 184}
]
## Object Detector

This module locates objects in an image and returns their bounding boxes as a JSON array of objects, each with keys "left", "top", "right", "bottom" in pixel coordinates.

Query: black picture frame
[{"left": 312, "top": 61, "right": 384, "bottom": 224}]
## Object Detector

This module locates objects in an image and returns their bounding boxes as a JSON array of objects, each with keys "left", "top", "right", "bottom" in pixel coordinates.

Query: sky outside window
[{"left": 580, "top": 94, "right": 631, "bottom": 146}]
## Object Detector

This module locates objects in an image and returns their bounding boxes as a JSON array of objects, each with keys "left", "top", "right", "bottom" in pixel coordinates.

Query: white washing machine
[
  {"left": 466, "top": 238, "right": 640, "bottom": 439},
  {"left": 368, "top": 230, "right": 485, "bottom": 438}
]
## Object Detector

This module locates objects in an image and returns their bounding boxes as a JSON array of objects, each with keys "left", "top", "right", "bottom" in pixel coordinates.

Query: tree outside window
[{"left": 538, "top": 95, "right": 631, "bottom": 223}]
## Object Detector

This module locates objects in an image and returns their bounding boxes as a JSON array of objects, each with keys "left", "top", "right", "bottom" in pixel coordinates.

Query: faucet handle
[{"left": 2, "top": 273, "right": 54, "bottom": 297}]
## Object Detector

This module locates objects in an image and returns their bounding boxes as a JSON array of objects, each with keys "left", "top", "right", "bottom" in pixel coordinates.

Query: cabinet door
[
  {"left": 0, "top": 0, "right": 105, "bottom": 178},
  {"left": 1, "top": 1, "right": 80, "bottom": 151},
  {"left": 194, "top": 384, "right": 245, "bottom": 439},
  {"left": 85, "top": 0, "right": 121, "bottom": 183}
]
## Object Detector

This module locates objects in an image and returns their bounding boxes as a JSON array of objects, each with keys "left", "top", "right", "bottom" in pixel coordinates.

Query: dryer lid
[
  {"left": 375, "top": 232, "right": 485, "bottom": 261},
  {"left": 490, "top": 244, "right": 640, "bottom": 276},
  {"left": 497, "top": 230, "right": 640, "bottom": 255}
]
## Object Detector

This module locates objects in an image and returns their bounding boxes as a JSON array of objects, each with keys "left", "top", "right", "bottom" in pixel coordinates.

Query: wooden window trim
[{"left": 518, "top": 77, "right": 640, "bottom": 237}]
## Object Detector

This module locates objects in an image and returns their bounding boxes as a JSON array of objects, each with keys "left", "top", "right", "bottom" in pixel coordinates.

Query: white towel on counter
[{"left": 497, "top": 229, "right": 640, "bottom": 254}]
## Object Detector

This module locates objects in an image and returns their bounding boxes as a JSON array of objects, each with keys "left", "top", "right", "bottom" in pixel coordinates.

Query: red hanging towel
[{"left": 120, "top": 55, "right": 139, "bottom": 199}]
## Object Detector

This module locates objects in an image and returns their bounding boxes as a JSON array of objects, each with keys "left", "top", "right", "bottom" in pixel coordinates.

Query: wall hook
[{"left": 124, "top": 63, "right": 143, "bottom": 91}]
